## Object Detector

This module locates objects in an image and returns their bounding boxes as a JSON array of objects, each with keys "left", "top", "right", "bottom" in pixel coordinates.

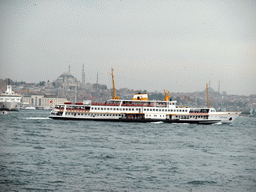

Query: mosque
[{"left": 53, "top": 66, "right": 85, "bottom": 90}]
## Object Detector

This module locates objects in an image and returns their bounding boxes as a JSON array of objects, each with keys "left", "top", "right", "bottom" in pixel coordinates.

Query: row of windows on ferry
[
  {"left": 91, "top": 107, "right": 188, "bottom": 112},
  {"left": 175, "top": 115, "right": 209, "bottom": 119},
  {"left": 65, "top": 113, "right": 121, "bottom": 117}
]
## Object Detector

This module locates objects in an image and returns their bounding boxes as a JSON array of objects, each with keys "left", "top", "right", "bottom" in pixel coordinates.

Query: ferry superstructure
[
  {"left": 49, "top": 68, "right": 240, "bottom": 124},
  {"left": 0, "top": 82, "right": 22, "bottom": 111}
]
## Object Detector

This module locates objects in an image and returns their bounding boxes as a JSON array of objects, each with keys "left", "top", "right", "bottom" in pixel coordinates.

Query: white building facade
[{"left": 22, "top": 95, "right": 68, "bottom": 109}]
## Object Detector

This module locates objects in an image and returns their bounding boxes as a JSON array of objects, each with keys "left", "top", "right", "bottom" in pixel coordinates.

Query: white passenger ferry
[
  {"left": 49, "top": 69, "right": 241, "bottom": 124},
  {"left": 49, "top": 93, "right": 240, "bottom": 124}
]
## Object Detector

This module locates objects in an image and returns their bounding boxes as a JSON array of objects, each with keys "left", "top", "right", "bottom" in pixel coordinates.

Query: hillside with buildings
[{"left": 1, "top": 67, "right": 255, "bottom": 112}]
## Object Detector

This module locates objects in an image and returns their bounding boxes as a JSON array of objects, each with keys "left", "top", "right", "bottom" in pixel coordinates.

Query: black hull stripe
[{"left": 49, "top": 116, "right": 220, "bottom": 124}]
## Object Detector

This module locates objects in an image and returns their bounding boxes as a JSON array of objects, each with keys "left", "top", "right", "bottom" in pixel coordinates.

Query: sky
[{"left": 0, "top": 0, "right": 255, "bottom": 95}]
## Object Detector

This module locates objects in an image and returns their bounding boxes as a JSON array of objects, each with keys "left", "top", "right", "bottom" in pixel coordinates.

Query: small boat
[
  {"left": 2, "top": 110, "right": 9, "bottom": 115},
  {"left": 24, "top": 106, "right": 36, "bottom": 110}
]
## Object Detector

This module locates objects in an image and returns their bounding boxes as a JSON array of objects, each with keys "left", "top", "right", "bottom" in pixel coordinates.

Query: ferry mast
[
  {"left": 110, "top": 68, "right": 120, "bottom": 100},
  {"left": 206, "top": 83, "right": 209, "bottom": 108}
]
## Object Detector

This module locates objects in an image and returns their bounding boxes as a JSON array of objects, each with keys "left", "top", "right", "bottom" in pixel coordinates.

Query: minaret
[
  {"left": 82, "top": 65, "right": 85, "bottom": 88},
  {"left": 218, "top": 80, "right": 220, "bottom": 94},
  {"left": 68, "top": 65, "right": 70, "bottom": 72},
  {"left": 96, "top": 72, "right": 98, "bottom": 90}
]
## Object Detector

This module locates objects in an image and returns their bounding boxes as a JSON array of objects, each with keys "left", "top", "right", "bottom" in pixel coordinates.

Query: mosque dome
[
  {"left": 59, "top": 71, "right": 74, "bottom": 78},
  {"left": 53, "top": 69, "right": 81, "bottom": 89}
]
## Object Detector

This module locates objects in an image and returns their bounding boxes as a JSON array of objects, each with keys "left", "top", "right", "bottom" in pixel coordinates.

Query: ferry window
[
  {"left": 132, "top": 109, "right": 134, "bottom": 111},
  {"left": 101, "top": 108, "right": 103, "bottom": 110},
  {"left": 153, "top": 109, "right": 155, "bottom": 111},
  {"left": 107, "top": 108, "right": 109, "bottom": 110},
  {"left": 156, "top": 109, "right": 158, "bottom": 111},
  {"left": 160, "top": 115, "right": 161, "bottom": 117},
  {"left": 113, "top": 108, "right": 116, "bottom": 110},
  {"left": 174, "top": 110, "right": 176, "bottom": 112},
  {"left": 182, "top": 110, "right": 184, "bottom": 112},
  {"left": 117, "top": 108, "right": 119, "bottom": 111},
  {"left": 185, "top": 110, "right": 187, "bottom": 112},
  {"left": 110, "top": 108, "right": 112, "bottom": 110},
  {"left": 165, "top": 109, "right": 167, "bottom": 112},
  {"left": 129, "top": 108, "right": 131, "bottom": 111},
  {"left": 91, "top": 107, "right": 93, "bottom": 110},
  {"left": 154, "top": 115, "right": 157, "bottom": 117},
  {"left": 150, "top": 109, "right": 152, "bottom": 111},
  {"left": 104, "top": 108, "right": 106, "bottom": 110}
]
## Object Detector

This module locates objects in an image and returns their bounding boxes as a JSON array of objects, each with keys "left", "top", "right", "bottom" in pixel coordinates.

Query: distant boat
[
  {"left": 24, "top": 106, "right": 36, "bottom": 110},
  {"left": 1, "top": 110, "right": 9, "bottom": 115}
]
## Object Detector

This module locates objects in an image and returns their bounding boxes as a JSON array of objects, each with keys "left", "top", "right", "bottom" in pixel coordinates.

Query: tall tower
[
  {"left": 82, "top": 65, "right": 85, "bottom": 88},
  {"left": 96, "top": 72, "right": 98, "bottom": 90},
  {"left": 218, "top": 80, "right": 220, "bottom": 94},
  {"left": 68, "top": 65, "right": 70, "bottom": 72}
]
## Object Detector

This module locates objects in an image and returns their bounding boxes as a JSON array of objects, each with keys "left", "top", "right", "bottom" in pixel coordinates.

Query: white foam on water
[
  {"left": 151, "top": 121, "right": 164, "bottom": 124},
  {"left": 25, "top": 117, "right": 49, "bottom": 120}
]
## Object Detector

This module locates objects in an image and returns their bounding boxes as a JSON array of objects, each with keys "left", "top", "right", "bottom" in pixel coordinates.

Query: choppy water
[{"left": 0, "top": 110, "right": 255, "bottom": 191}]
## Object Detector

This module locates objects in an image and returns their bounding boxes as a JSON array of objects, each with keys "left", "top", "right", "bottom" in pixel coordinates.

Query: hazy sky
[{"left": 1, "top": 0, "right": 255, "bottom": 95}]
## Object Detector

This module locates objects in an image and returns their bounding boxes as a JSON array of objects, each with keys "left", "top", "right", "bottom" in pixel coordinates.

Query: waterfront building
[{"left": 22, "top": 95, "right": 68, "bottom": 109}]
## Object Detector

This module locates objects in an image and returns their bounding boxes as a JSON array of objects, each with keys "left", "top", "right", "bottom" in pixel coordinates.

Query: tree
[{"left": 38, "top": 81, "right": 46, "bottom": 86}]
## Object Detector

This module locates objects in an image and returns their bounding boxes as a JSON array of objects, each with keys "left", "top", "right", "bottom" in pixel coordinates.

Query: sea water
[{"left": 0, "top": 110, "right": 255, "bottom": 191}]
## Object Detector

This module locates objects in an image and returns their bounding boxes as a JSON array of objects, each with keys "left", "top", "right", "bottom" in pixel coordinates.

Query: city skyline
[{"left": 1, "top": 0, "right": 255, "bottom": 96}]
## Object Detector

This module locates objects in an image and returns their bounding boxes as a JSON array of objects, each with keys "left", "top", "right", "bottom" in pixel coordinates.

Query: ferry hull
[
  {"left": 49, "top": 116, "right": 220, "bottom": 124},
  {"left": 0, "top": 102, "right": 20, "bottom": 111}
]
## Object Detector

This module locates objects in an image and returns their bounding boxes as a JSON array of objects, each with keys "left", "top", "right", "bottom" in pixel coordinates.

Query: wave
[{"left": 187, "top": 180, "right": 217, "bottom": 185}]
